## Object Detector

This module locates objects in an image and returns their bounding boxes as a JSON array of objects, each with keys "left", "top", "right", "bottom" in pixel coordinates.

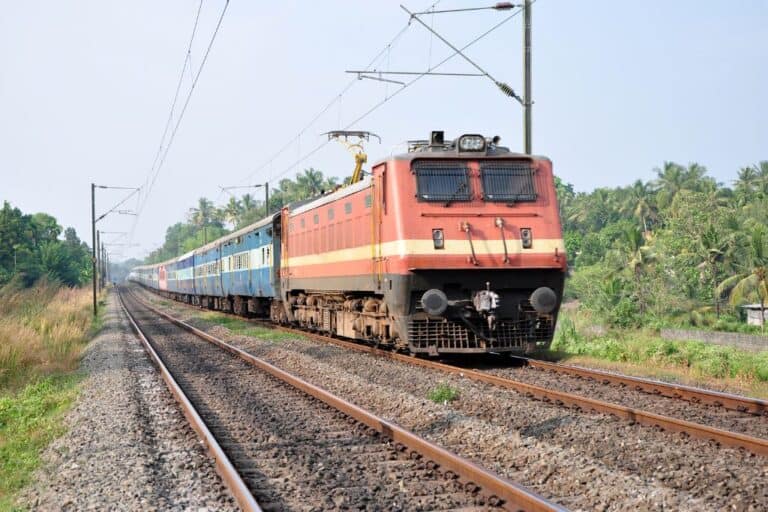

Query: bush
[{"left": 427, "top": 383, "right": 460, "bottom": 404}]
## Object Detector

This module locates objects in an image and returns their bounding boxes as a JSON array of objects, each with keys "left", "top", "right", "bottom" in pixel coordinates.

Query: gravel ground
[
  {"left": 135, "top": 286, "right": 768, "bottom": 512},
  {"left": 19, "top": 292, "right": 238, "bottom": 512},
  {"left": 123, "top": 291, "right": 497, "bottom": 511},
  {"left": 480, "top": 363, "right": 768, "bottom": 439}
]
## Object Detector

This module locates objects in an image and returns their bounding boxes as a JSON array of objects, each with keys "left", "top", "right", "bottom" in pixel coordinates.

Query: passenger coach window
[
  {"left": 480, "top": 161, "right": 537, "bottom": 202},
  {"left": 413, "top": 160, "right": 471, "bottom": 202}
]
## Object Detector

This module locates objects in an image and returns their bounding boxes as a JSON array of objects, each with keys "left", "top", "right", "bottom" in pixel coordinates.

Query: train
[{"left": 130, "top": 131, "right": 567, "bottom": 355}]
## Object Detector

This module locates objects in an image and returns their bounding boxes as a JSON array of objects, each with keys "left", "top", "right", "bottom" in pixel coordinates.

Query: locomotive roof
[
  {"left": 384, "top": 146, "right": 548, "bottom": 164},
  {"left": 289, "top": 175, "right": 372, "bottom": 216}
]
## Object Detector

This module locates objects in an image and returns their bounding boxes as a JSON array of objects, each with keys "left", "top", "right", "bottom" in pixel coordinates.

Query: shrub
[{"left": 427, "top": 383, "right": 459, "bottom": 404}]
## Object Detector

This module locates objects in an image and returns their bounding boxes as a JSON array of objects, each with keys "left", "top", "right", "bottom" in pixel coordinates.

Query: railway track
[
  {"left": 128, "top": 286, "right": 768, "bottom": 458},
  {"left": 118, "top": 288, "right": 563, "bottom": 512},
  {"left": 508, "top": 356, "right": 768, "bottom": 416}
]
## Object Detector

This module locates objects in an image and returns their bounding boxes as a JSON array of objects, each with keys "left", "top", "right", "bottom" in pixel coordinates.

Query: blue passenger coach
[
  {"left": 219, "top": 215, "right": 277, "bottom": 315},
  {"left": 129, "top": 213, "right": 281, "bottom": 316}
]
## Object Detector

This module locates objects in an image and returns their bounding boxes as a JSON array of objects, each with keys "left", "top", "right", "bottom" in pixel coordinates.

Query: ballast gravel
[
  {"left": 136, "top": 287, "right": 768, "bottom": 512},
  {"left": 19, "top": 293, "right": 237, "bottom": 512}
]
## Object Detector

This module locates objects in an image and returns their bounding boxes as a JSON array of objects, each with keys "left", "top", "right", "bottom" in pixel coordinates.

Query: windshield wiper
[{"left": 444, "top": 181, "right": 467, "bottom": 207}]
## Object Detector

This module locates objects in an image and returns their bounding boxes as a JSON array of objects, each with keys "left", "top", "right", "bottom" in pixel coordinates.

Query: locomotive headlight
[
  {"left": 432, "top": 228, "right": 445, "bottom": 249},
  {"left": 458, "top": 134, "right": 486, "bottom": 152},
  {"left": 520, "top": 228, "right": 533, "bottom": 249}
]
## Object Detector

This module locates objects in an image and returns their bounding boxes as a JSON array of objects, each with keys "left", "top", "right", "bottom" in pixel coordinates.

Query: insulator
[{"left": 496, "top": 81, "right": 517, "bottom": 98}]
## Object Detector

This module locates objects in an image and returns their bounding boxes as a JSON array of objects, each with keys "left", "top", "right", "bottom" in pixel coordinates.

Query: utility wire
[
  {"left": 142, "top": 0, "right": 204, "bottom": 202},
  {"left": 142, "top": 0, "right": 230, "bottom": 211},
  {"left": 238, "top": 17, "right": 419, "bottom": 188},
  {"left": 97, "top": 188, "right": 141, "bottom": 223},
  {"left": 266, "top": 2, "right": 528, "bottom": 185},
  {"left": 129, "top": 0, "right": 230, "bottom": 244}
]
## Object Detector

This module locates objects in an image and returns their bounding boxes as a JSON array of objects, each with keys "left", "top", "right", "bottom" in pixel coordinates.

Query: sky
[{"left": 1, "top": 1, "right": 766, "bottom": 261}]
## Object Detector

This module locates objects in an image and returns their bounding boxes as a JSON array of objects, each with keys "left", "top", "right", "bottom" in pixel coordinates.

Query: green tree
[
  {"left": 717, "top": 226, "right": 768, "bottom": 329},
  {"left": 620, "top": 179, "right": 657, "bottom": 232},
  {"left": 222, "top": 196, "right": 243, "bottom": 228},
  {"left": 188, "top": 197, "right": 216, "bottom": 244}
]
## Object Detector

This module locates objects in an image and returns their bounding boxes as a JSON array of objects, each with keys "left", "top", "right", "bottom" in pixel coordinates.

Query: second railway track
[
  {"left": 130, "top": 285, "right": 768, "bottom": 457},
  {"left": 118, "top": 288, "right": 562, "bottom": 511}
]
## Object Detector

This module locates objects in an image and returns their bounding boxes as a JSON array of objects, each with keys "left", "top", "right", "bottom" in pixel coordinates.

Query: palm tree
[
  {"left": 621, "top": 180, "right": 657, "bottom": 232},
  {"left": 697, "top": 225, "right": 733, "bottom": 316},
  {"left": 683, "top": 163, "right": 708, "bottom": 190},
  {"left": 654, "top": 161, "right": 687, "bottom": 208},
  {"left": 717, "top": 226, "right": 768, "bottom": 330},
  {"left": 622, "top": 226, "right": 655, "bottom": 278},
  {"left": 188, "top": 197, "right": 215, "bottom": 244},
  {"left": 241, "top": 193, "right": 257, "bottom": 214},
  {"left": 223, "top": 197, "right": 242, "bottom": 228},
  {"left": 296, "top": 168, "right": 324, "bottom": 196},
  {"left": 734, "top": 166, "right": 759, "bottom": 204}
]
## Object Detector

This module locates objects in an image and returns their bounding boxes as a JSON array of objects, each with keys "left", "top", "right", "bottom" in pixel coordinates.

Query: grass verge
[
  {"left": 552, "top": 311, "right": 768, "bottom": 398},
  {"left": 196, "top": 311, "right": 299, "bottom": 343},
  {"left": 0, "top": 280, "right": 100, "bottom": 510},
  {"left": 0, "top": 374, "right": 83, "bottom": 510}
]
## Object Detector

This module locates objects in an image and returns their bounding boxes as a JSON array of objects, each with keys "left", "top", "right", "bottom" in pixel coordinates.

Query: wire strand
[
  {"left": 129, "top": 0, "right": 230, "bottom": 245},
  {"left": 238, "top": 15, "right": 419, "bottom": 186},
  {"left": 266, "top": 2, "right": 528, "bottom": 185},
  {"left": 142, "top": 0, "right": 203, "bottom": 197}
]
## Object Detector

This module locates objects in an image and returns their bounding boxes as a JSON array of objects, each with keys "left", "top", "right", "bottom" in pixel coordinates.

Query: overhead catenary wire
[
  {"left": 96, "top": 188, "right": 141, "bottom": 223},
  {"left": 265, "top": 2, "right": 530, "bottom": 186},
  {"left": 141, "top": 0, "right": 204, "bottom": 207},
  {"left": 237, "top": 13, "right": 423, "bottom": 188},
  {"left": 129, "top": 0, "right": 230, "bottom": 246},
  {"left": 402, "top": 3, "right": 524, "bottom": 104}
]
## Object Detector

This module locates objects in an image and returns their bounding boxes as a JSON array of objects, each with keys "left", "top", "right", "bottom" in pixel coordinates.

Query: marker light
[
  {"left": 432, "top": 228, "right": 445, "bottom": 249},
  {"left": 458, "top": 134, "right": 486, "bottom": 152},
  {"left": 520, "top": 228, "right": 533, "bottom": 249}
]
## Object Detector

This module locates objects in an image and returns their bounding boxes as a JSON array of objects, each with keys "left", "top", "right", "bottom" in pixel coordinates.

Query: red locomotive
[{"left": 272, "top": 131, "right": 566, "bottom": 354}]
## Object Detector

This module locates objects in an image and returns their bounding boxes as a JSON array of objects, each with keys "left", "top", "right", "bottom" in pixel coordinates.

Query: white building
[{"left": 741, "top": 304, "right": 767, "bottom": 326}]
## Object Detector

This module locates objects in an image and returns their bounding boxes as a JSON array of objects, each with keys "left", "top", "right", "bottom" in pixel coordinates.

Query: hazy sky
[{"left": 1, "top": 1, "right": 766, "bottom": 260}]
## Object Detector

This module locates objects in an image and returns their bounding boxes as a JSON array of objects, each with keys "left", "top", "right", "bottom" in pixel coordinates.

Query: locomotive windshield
[
  {"left": 480, "top": 161, "right": 537, "bottom": 202},
  {"left": 413, "top": 159, "right": 537, "bottom": 203},
  {"left": 414, "top": 160, "right": 471, "bottom": 202}
]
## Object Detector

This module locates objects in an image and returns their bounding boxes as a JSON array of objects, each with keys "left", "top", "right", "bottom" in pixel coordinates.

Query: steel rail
[
  {"left": 116, "top": 291, "right": 262, "bottom": 512},
  {"left": 510, "top": 356, "right": 768, "bottom": 416},
  {"left": 131, "top": 288, "right": 768, "bottom": 457},
  {"left": 125, "top": 290, "right": 563, "bottom": 512}
]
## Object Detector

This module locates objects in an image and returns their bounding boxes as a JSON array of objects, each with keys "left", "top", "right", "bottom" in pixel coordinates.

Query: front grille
[
  {"left": 407, "top": 315, "right": 554, "bottom": 353},
  {"left": 413, "top": 160, "right": 471, "bottom": 202},
  {"left": 480, "top": 161, "right": 537, "bottom": 202}
]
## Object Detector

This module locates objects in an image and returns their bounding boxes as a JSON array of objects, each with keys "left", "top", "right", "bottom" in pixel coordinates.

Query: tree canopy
[
  {"left": 145, "top": 168, "right": 338, "bottom": 264},
  {"left": 561, "top": 161, "right": 768, "bottom": 331},
  {"left": 0, "top": 201, "right": 92, "bottom": 287}
]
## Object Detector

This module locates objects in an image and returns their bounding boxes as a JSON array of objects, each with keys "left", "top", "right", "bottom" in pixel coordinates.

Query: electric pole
[
  {"left": 523, "top": 0, "right": 532, "bottom": 154},
  {"left": 91, "top": 183, "right": 97, "bottom": 316},
  {"left": 96, "top": 230, "right": 101, "bottom": 292}
]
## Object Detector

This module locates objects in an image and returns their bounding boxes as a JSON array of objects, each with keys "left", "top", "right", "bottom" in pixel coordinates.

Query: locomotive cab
[{"left": 379, "top": 131, "right": 567, "bottom": 355}]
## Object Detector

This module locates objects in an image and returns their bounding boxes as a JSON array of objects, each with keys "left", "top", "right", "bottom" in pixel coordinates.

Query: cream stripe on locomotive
[{"left": 285, "top": 238, "right": 565, "bottom": 267}]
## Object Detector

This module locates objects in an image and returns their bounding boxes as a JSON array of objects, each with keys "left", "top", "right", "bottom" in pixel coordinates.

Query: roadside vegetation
[
  {"left": 553, "top": 162, "right": 768, "bottom": 394},
  {"left": 559, "top": 161, "right": 768, "bottom": 333},
  {"left": 197, "top": 311, "right": 297, "bottom": 343},
  {"left": 0, "top": 282, "right": 99, "bottom": 509},
  {"left": 427, "top": 383, "right": 460, "bottom": 404},
  {"left": 0, "top": 203, "right": 98, "bottom": 510},
  {"left": 551, "top": 310, "right": 768, "bottom": 398},
  {"left": 146, "top": 168, "right": 338, "bottom": 263}
]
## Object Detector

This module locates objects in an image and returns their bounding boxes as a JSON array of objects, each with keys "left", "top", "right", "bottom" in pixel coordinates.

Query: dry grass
[
  {"left": 0, "top": 280, "right": 99, "bottom": 509},
  {"left": 0, "top": 280, "right": 96, "bottom": 391}
]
